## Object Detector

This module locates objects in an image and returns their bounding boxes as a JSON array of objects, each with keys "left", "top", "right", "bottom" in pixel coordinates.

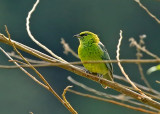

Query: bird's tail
[{"left": 101, "top": 71, "right": 113, "bottom": 89}]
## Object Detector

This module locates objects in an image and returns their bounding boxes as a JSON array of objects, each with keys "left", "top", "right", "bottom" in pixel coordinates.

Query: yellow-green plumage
[{"left": 74, "top": 31, "right": 113, "bottom": 89}]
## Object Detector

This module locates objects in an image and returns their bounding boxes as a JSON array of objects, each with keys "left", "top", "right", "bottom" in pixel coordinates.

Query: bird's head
[{"left": 74, "top": 31, "right": 100, "bottom": 44}]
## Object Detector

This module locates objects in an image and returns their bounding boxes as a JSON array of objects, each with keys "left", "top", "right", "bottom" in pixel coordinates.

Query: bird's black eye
[{"left": 80, "top": 33, "right": 88, "bottom": 37}]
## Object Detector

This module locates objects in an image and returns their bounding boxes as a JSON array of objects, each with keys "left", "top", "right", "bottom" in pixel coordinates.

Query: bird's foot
[
  {"left": 97, "top": 74, "right": 103, "bottom": 81},
  {"left": 83, "top": 69, "right": 92, "bottom": 74},
  {"left": 98, "top": 74, "right": 108, "bottom": 89}
]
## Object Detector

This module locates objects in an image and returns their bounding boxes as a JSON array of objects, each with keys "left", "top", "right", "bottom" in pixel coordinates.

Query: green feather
[
  {"left": 74, "top": 31, "right": 113, "bottom": 89},
  {"left": 98, "top": 42, "right": 113, "bottom": 81}
]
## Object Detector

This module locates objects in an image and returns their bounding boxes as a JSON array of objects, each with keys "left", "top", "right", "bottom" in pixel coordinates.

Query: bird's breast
[
  {"left": 78, "top": 43, "right": 102, "bottom": 60},
  {"left": 78, "top": 43, "right": 108, "bottom": 74}
]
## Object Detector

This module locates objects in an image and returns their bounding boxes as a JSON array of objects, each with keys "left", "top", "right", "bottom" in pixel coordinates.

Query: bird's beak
[{"left": 73, "top": 34, "right": 80, "bottom": 38}]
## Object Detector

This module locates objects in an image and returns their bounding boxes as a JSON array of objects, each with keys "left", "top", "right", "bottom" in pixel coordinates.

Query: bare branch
[
  {"left": 5, "top": 26, "right": 76, "bottom": 113},
  {"left": 116, "top": 30, "right": 148, "bottom": 98},
  {"left": 67, "top": 76, "right": 119, "bottom": 99},
  {"left": 135, "top": 0, "right": 160, "bottom": 24},
  {"left": 136, "top": 35, "right": 152, "bottom": 89},
  {"left": 7, "top": 51, "right": 47, "bottom": 64},
  {"left": 26, "top": 0, "right": 68, "bottom": 63},
  {"left": 1, "top": 59, "right": 160, "bottom": 69},
  {"left": 68, "top": 76, "right": 159, "bottom": 111},
  {"left": 129, "top": 38, "right": 159, "bottom": 59},
  {"left": 0, "top": 34, "right": 160, "bottom": 110},
  {"left": 156, "top": 80, "right": 160, "bottom": 84},
  {"left": 61, "top": 38, "right": 79, "bottom": 59},
  {"left": 62, "top": 86, "right": 78, "bottom": 114},
  {"left": 68, "top": 89, "right": 158, "bottom": 114},
  {"left": 0, "top": 47, "right": 48, "bottom": 89}
]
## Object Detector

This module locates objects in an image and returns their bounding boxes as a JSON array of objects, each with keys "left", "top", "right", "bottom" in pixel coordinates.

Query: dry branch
[
  {"left": 68, "top": 89, "right": 158, "bottom": 114},
  {"left": 135, "top": 0, "right": 160, "bottom": 24},
  {"left": 0, "top": 34, "right": 160, "bottom": 110}
]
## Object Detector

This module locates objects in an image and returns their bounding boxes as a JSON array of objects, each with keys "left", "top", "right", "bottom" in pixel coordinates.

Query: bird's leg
[
  {"left": 83, "top": 69, "right": 92, "bottom": 74},
  {"left": 97, "top": 74, "right": 103, "bottom": 82},
  {"left": 97, "top": 74, "right": 108, "bottom": 89}
]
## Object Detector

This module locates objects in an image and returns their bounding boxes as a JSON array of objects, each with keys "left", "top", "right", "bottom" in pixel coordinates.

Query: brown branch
[
  {"left": 4, "top": 26, "right": 76, "bottom": 113},
  {"left": 136, "top": 35, "right": 152, "bottom": 89},
  {"left": 62, "top": 86, "right": 78, "bottom": 114},
  {"left": 0, "top": 47, "right": 49, "bottom": 90},
  {"left": 12, "top": 43, "right": 75, "bottom": 113},
  {"left": 114, "top": 75, "right": 160, "bottom": 98},
  {"left": 68, "top": 89, "right": 158, "bottom": 114},
  {"left": 67, "top": 76, "right": 159, "bottom": 111},
  {"left": 2, "top": 59, "right": 160, "bottom": 69},
  {"left": 67, "top": 76, "right": 118, "bottom": 99},
  {"left": 129, "top": 38, "right": 159, "bottom": 59},
  {"left": 156, "top": 80, "right": 160, "bottom": 84},
  {"left": 116, "top": 30, "right": 147, "bottom": 97},
  {"left": 61, "top": 38, "right": 79, "bottom": 59},
  {"left": 0, "top": 34, "right": 160, "bottom": 110},
  {"left": 7, "top": 51, "right": 47, "bottom": 64},
  {"left": 135, "top": 0, "right": 160, "bottom": 24}
]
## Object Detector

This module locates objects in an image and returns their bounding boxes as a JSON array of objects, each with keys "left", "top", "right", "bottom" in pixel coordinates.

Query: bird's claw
[
  {"left": 83, "top": 69, "right": 91, "bottom": 74},
  {"left": 97, "top": 74, "right": 103, "bottom": 82}
]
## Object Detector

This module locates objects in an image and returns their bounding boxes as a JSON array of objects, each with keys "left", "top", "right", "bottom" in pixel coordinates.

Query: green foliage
[{"left": 147, "top": 64, "right": 160, "bottom": 74}]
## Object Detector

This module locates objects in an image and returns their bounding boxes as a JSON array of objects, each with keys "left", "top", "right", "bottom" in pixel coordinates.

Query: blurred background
[{"left": 0, "top": 0, "right": 160, "bottom": 114}]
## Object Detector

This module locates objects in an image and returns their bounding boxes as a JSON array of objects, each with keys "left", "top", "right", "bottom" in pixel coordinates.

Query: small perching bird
[{"left": 74, "top": 31, "right": 113, "bottom": 89}]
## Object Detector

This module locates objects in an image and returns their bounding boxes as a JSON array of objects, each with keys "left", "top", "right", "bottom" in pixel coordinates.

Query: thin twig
[
  {"left": 7, "top": 51, "right": 47, "bottom": 64},
  {"left": 114, "top": 75, "right": 160, "bottom": 97},
  {"left": 68, "top": 89, "right": 158, "bottom": 114},
  {"left": 156, "top": 80, "right": 160, "bottom": 84},
  {"left": 26, "top": 0, "right": 68, "bottom": 63},
  {"left": 67, "top": 76, "right": 118, "bottom": 99},
  {"left": 2, "top": 59, "right": 160, "bottom": 69},
  {"left": 0, "top": 47, "right": 49, "bottom": 89},
  {"left": 67, "top": 76, "right": 159, "bottom": 111},
  {"left": 116, "top": 30, "right": 148, "bottom": 97},
  {"left": 129, "top": 38, "right": 159, "bottom": 59},
  {"left": 5, "top": 26, "right": 76, "bottom": 113},
  {"left": 62, "top": 86, "right": 78, "bottom": 114},
  {"left": 135, "top": 0, "right": 160, "bottom": 24},
  {"left": 9, "top": 59, "right": 29, "bottom": 66},
  {"left": 0, "top": 34, "right": 160, "bottom": 110},
  {"left": 136, "top": 35, "right": 152, "bottom": 89},
  {"left": 12, "top": 43, "right": 73, "bottom": 112},
  {"left": 61, "top": 38, "right": 79, "bottom": 59}
]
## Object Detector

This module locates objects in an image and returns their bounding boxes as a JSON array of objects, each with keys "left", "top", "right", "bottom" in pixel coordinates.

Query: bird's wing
[{"left": 98, "top": 42, "right": 113, "bottom": 74}]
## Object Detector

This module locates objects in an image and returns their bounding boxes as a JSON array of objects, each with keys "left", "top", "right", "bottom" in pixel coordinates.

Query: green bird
[{"left": 74, "top": 31, "right": 113, "bottom": 89}]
